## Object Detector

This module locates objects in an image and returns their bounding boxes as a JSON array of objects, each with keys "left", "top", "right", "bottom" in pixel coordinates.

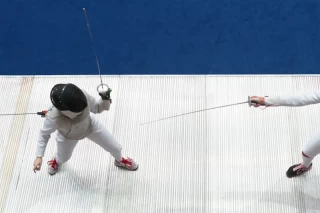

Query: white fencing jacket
[
  {"left": 36, "top": 90, "right": 111, "bottom": 157},
  {"left": 265, "top": 90, "right": 320, "bottom": 107}
]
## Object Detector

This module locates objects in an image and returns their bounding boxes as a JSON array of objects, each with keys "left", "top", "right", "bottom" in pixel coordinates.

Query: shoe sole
[{"left": 115, "top": 164, "right": 139, "bottom": 171}]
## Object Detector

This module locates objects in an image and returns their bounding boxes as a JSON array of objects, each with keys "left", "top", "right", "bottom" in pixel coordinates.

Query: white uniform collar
[{"left": 60, "top": 110, "right": 83, "bottom": 119}]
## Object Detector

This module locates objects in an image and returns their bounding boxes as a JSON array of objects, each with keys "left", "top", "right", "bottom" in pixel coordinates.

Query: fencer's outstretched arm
[
  {"left": 36, "top": 118, "right": 58, "bottom": 157},
  {"left": 265, "top": 90, "right": 320, "bottom": 106},
  {"left": 251, "top": 90, "right": 320, "bottom": 107}
]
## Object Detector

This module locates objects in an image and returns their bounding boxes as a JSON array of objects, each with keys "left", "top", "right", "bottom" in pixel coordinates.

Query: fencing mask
[{"left": 50, "top": 83, "right": 88, "bottom": 113}]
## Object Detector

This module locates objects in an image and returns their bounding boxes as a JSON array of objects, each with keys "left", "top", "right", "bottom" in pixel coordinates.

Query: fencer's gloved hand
[
  {"left": 98, "top": 86, "right": 112, "bottom": 101},
  {"left": 33, "top": 157, "right": 43, "bottom": 173},
  {"left": 249, "top": 96, "right": 266, "bottom": 107}
]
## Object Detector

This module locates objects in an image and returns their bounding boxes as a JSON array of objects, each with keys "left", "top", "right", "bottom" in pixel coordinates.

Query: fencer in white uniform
[
  {"left": 249, "top": 90, "right": 320, "bottom": 178},
  {"left": 33, "top": 83, "right": 138, "bottom": 175}
]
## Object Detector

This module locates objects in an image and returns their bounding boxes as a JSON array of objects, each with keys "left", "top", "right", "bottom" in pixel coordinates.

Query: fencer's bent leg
[
  {"left": 47, "top": 133, "right": 79, "bottom": 175},
  {"left": 55, "top": 133, "right": 79, "bottom": 164},
  {"left": 86, "top": 116, "right": 138, "bottom": 170},
  {"left": 87, "top": 116, "right": 123, "bottom": 162}
]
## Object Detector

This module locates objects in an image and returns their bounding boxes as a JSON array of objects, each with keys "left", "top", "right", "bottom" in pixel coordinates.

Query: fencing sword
[
  {"left": 82, "top": 7, "right": 109, "bottom": 93},
  {"left": 0, "top": 10, "right": 107, "bottom": 117},
  {"left": 140, "top": 97, "right": 252, "bottom": 125},
  {"left": 0, "top": 9, "right": 107, "bottom": 118},
  {"left": 0, "top": 111, "right": 48, "bottom": 117}
]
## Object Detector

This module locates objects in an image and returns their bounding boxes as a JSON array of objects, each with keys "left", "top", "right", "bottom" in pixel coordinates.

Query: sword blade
[{"left": 140, "top": 100, "right": 249, "bottom": 125}]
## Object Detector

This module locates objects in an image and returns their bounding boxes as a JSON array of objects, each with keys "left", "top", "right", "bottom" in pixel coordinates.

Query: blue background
[{"left": 1, "top": 0, "right": 319, "bottom": 75}]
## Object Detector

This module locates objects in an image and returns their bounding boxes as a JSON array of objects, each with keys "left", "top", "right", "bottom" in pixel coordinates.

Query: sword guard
[
  {"left": 37, "top": 110, "right": 47, "bottom": 117},
  {"left": 97, "top": 84, "right": 109, "bottom": 93}
]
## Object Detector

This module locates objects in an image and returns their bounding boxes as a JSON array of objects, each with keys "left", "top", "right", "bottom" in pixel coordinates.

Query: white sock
[
  {"left": 300, "top": 132, "right": 320, "bottom": 167},
  {"left": 113, "top": 151, "right": 123, "bottom": 162},
  {"left": 301, "top": 151, "right": 313, "bottom": 167}
]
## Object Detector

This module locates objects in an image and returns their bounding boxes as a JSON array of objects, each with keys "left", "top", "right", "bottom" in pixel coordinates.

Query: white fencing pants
[{"left": 54, "top": 116, "right": 123, "bottom": 164}]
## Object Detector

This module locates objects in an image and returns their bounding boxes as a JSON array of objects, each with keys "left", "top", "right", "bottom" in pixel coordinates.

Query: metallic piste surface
[{"left": 0, "top": 75, "right": 320, "bottom": 213}]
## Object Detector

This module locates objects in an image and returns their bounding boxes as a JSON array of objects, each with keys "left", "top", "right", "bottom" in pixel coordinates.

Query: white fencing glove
[{"left": 98, "top": 85, "right": 112, "bottom": 102}]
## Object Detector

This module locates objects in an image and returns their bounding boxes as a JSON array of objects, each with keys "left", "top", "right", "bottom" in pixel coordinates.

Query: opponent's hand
[
  {"left": 249, "top": 96, "right": 266, "bottom": 107},
  {"left": 98, "top": 86, "right": 112, "bottom": 100},
  {"left": 33, "top": 157, "right": 43, "bottom": 173}
]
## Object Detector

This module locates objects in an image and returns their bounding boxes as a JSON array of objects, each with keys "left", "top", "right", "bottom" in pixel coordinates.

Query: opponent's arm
[{"left": 249, "top": 90, "right": 320, "bottom": 107}]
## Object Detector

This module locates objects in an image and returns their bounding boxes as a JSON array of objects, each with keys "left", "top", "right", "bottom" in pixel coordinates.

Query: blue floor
[{"left": 1, "top": 0, "right": 320, "bottom": 75}]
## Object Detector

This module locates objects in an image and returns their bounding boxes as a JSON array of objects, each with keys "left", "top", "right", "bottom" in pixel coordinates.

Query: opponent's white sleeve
[
  {"left": 85, "top": 91, "right": 111, "bottom": 114},
  {"left": 265, "top": 90, "right": 320, "bottom": 106},
  {"left": 36, "top": 118, "right": 58, "bottom": 157}
]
